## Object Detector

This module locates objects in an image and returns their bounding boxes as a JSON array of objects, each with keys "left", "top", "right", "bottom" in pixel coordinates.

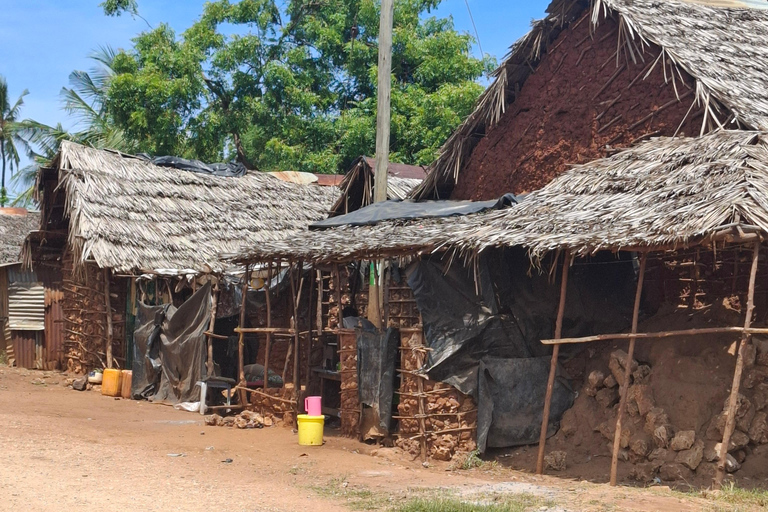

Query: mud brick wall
[
  {"left": 396, "top": 330, "right": 477, "bottom": 461},
  {"left": 339, "top": 329, "right": 360, "bottom": 437}
]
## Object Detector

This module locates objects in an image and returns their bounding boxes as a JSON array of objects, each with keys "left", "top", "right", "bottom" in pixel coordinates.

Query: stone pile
[{"left": 204, "top": 410, "right": 273, "bottom": 428}]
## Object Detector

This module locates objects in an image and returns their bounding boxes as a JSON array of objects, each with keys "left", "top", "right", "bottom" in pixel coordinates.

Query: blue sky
[{"left": 0, "top": 0, "right": 550, "bottom": 199}]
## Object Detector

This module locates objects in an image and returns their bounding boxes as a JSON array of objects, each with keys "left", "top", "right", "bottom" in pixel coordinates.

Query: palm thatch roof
[
  {"left": 0, "top": 210, "right": 39, "bottom": 266},
  {"left": 330, "top": 156, "right": 426, "bottom": 216},
  {"left": 410, "top": 0, "right": 768, "bottom": 200},
  {"left": 35, "top": 141, "right": 339, "bottom": 274},
  {"left": 227, "top": 130, "right": 768, "bottom": 265}
]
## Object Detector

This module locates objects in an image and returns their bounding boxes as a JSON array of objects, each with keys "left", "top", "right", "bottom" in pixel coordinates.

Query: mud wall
[{"left": 453, "top": 14, "right": 707, "bottom": 200}]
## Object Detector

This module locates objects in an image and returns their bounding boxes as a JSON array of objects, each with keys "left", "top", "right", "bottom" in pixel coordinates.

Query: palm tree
[{"left": 0, "top": 76, "right": 29, "bottom": 206}]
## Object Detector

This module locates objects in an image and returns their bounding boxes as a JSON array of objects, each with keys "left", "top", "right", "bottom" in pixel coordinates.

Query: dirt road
[{"left": 0, "top": 366, "right": 738, "bottom": 511}]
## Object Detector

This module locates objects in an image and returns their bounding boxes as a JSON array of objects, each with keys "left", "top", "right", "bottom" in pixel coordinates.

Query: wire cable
[{"left": 463, "top": 0, "right": 485, "bottom": 58}]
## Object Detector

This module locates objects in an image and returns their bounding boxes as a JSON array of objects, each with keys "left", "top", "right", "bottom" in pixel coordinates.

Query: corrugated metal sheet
[
  {"left": 0, "top": 267, "right": 8, "bottom": 353},
  {"left": 8, "top": 267, "right": 38, "bottom": 283},
  {"left": 12, "top": 330, "right": 41, "bottom": 369},
  {"left": 44, "top": 291, "right": 64, "bottom": 370},
  {"left": 8, "top": 282, "right": 45, "bottom": 330}
]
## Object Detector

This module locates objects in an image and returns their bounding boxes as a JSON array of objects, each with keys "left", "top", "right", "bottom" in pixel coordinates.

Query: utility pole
[{"left": 368, "top": 0, "right": 394, "bottom": 327}]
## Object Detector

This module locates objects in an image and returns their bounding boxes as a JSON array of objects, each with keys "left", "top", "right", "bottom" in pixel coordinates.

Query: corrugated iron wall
[
  {"left": 11, "top": 330, "right": 41, "bottom": 370},
  {"left": 0, "top": 267, "right": 8, "bottom": 353}
]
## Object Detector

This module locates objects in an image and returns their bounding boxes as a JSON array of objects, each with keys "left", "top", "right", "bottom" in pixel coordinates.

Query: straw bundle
[
  {"left": 410, "top": 0, "right": 768, "bottom": 200},
  {"left": 49, "top": 141, "right": 338, "bottom": 274}
]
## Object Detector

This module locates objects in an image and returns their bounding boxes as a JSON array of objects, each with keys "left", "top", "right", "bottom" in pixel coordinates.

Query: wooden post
[
  {"left": 316, "top": 269, "right": 324, "bottom": 336},
  {"left": 206, "top": 279, "right": 219, "bottom": 378},
  {"left": 292, "top": 262, "right": 304, "bottom": 397},
  {"left": 237, "top": 266, "right": 251, "bottom": 406},
  {"left": 536, "top": 251, "right": 571, "bottom": 474},
  {"left": 415, "top": 344, "right": 428, "bottom": 463},
  {"left": 263, "top": 262, "right": 272, "bottom": 390},
  {"left": 306, "top": 266, "right": 316, "bottom": 396},
  {"left": 103, "top": 268, "right": 113, "bottom": 369},
  {"left": 610, "top": 252, "right": 648, "bottom": 486},
  {"left": 715, "top": 242, "right": 760, "bottom": 487}
]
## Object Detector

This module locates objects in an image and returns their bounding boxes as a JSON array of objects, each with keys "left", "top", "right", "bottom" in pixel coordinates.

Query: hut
[
  {"left": 330, "top": 156, "right": 426, "bottom": 216},
  {"left": 410, "top": 0, "right": 768, "bottom": 201},
  {"left": 230, "top": 130, "right": 768, "bottom": 488},
  {"left": 0, "top": 208, "right": 52, "bottom": 369},
  {"left": 23, "top": 141, "right": 339, "bottom": 396}
]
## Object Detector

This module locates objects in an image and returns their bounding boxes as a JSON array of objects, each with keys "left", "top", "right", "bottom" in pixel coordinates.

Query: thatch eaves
[
  {"left": 410, "top": 0, "right": 768, "bottom": 200},
  {"left": 42, "top": 141, "right": 339, "bottom": 274},
  {"left": 227, "top": 130, "right": 768, "bottom": 265},
  {"left": 0, "top": 210, "right": 39, "bottom": 266}
]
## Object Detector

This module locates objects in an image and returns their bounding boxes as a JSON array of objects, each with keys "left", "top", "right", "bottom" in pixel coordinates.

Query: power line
[{"left": 463, "top": 0, "right": 485, "bottom": 59}]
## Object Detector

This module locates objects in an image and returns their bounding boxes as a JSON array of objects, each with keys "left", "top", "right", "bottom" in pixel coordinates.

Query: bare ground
[{"left": 0, "top": 366, "right": 747, "bottom": 512}]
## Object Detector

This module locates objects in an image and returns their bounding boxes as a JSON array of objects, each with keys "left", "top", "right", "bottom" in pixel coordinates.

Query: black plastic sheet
[
  {"left": 356, "top": 323, "right": 399, "bottom": 433},
  {"left": 131, "top": 282, "right": 211, "bottom": 404},
  {"left": 148, "top": 155, "right": 247, "bottom": 177}
]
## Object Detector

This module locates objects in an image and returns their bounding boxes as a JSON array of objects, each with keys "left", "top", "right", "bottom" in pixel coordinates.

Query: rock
[
  {"left": 598, "top": 421, "right": 615, "bottom": 441},
  {"left": 204, "top": 414, "right": 223, "bottom": 426},
  {"left": 648, "top": 448, "right": 670, "bottom": 462},
  {"left": 749, "top": 411, "right": 768, "bottom": 444},
  {"left": 675, "top": 440, "right": 704, "bottom": 470},
  {"left": 604, "top": 374, "right": 618, "bottom": 388},
  {"left": 753, "top": 384, "right": 768, "bottom": 411},
  {"left": 432, "top": 447, "right": 452, "bottom": 461},
  {"left": 595, "top": 387, "right": 619, "bottom": 408},
  {"left": 628, "top": 384, "right": 655, "bottom": 417},
  {"left": 659, "top": 462, "right": 693, "bottom": 482},
  {"left": 544, "top": 451, "right": 567, "bottom": 471},
  {"left": 559, "top": 409, "right": 578, "bottom": 438},
  {"left": 743, "top": 344, "right": 757, "bottom": 367},
  {"left": 632, "top": 365, "right": 652, "bottom": 385},
  {"left": 234, "top": 416, "right": 249, "bottom": 429},
  {"left": 584, "top": 385, "right": 598, "bottom": 397},
  {"left": 706, "top": 412, "right": 726, "bottom": 440},
  {"left": 645, "top": 407, "right": 670, "bottom": 435},
  {"left": 730, "top": 429, "right": 750, "bottom": 451},
  {"left": 627, "top": 401, "right": 640, "bottom": 417},
  {"left": 619, "top": 427, "right": 631, "bottom": 449},
  {"left": 725, "top": 453, "right": 741, "bottom": 473},
  {"left": 743, "top": 366, "right": 768, "bottom": 389},
  {"left": 724, "top": 394, "right": 755, "bottom": 432},
  {"left": 588, "top": 370, "right": 605, "bottom": 389},
  {"left": 72, "top": 377, "right": 88, "bottom": 391},
  {"left": 753, "top": 336, "right": 768, "bottom": 366},
  {"left": 734, "top": 449, "right": 747, "bottom": 464},
  {"left": 609, "top": 349, "right": 639, "bottom": 387},
  {"left": 670, "top": 430, "right": 696, "bottom": 451},
  {"left": 221, "top": 416, "right": 235, "bottom": 427},
  {"left": 653, "top": 424, "right": 674, "bottom": 449},
  {"left": 629, "top": 462, "right": 659, "bottom": 483},
  {"left": 704, "top": 442, "right": 720, "bottom": 462},
  {"left": 630, "top": 435, "right": 651, "bottom": 458}
]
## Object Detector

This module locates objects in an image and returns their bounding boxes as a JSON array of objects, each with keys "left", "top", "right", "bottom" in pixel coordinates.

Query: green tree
[
  {"left": 0, "top": 76, "right": 29, "bottom": 206},
  {"left": 103, "top": 0, "right": 494, "bottom": 173}
]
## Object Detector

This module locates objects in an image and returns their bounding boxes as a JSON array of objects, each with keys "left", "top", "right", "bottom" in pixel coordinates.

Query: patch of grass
[
  {"left": 395, "top": 493, "right": 548, "bottom": 512},
  {"left": 702, "top": 482, "right": 768, "bottom": 510},
  {"left": 0, "top": 350, "right": 7, "bottom": 365},
  {"left": 448, "top": 450, "right": 499, "bottom": 471},
  {"left": 311, "top": 477, "right": 391, "bottom": 511}
]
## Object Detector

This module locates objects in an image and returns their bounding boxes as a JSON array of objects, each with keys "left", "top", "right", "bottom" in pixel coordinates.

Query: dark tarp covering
[
  {"left": 406, "top": 248, "right": 635, "bottom": 450},
  {"left": 311, "top": 194, "right": 517, "bottom": 229},
  {"left": 477, "top": 357, "right": 572, "bottom": 451},
  {"left": 355, "top": 321, "right": 399, "bottom": 433},
  {"left": 148, "top": 155, "right": 247, "bottom": 177},
  {"left": 131, "top": 282, "right": 211, "bottom": 404}
]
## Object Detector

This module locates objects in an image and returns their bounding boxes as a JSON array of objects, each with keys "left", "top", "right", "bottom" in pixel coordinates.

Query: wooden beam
[
  {"left": 610, "top": 253, "right": 648, "bottom": 486},
  {"left": 263, "top": 262, "right": 272, "bottom": 391},
  {"left": 103, "top": 268, "right": 113, "bottom": 369},
  {"left": 715, "top": 242, "right": 760, "bottom": 487},
  {"left": 206, "top": 281, "right": 219, "bottom": 378},
  {"left": 237, "top": 265, "right": 251, "bottom": 407},
  {"left": 541, "top": 326, "right": 768, "bottom": 345},
  {"left": 536, "top": 251, "right": 571, "bottom": 475}
]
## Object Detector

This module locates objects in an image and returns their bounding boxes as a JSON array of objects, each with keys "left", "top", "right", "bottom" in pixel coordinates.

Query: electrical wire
[{"left": 463, "top": 0, "right": 485, "bottom": 59}]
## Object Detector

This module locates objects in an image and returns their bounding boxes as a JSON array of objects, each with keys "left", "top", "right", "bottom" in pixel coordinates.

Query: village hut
[
  {"left": 0, "top": 208, "right": 53, "bottom": 369},
  {"left": 329, "top": 156, "right": 426, "bottom": 216},
  {"left": 227, "top": 130, "right": 768, "bottom": 487},
  {"left": 410, "top": 0, "right": 768, "bottom": 201},
  {"left": 23, "top": 141, "right": 339, "bottom": 387}
]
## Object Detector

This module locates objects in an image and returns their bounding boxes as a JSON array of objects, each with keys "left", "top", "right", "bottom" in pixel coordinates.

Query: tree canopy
[{"left": 103, "top": 0, "right": 494, "bottom": 174}]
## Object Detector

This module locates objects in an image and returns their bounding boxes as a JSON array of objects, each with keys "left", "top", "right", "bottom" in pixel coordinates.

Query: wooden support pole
[
  {"left": 103, "top": 268, "right": 113, "bottom": 369},
  {"left": 541, "top": 326, "right": 768, "bottom": 345},
  {"left": 292, "top": 262, "right": 304, "bottom": 398},
  {"left": 715, "top": 242, "right": 760, "bottom": 487},
  {"left": 263, "top": 263, "right": 273, "bottom": 390},
  {"left": 237, "top": 266, "right": 251, "bottom": 406},
  {"left": 536, "top": 251, "right": 572, "bottom": 475},
  {"left": 306, "top": 265, "right": 316, "bottom": 398},
  {"left": 206, "top": 280, "right": 219, "bottom": 378},
  {"left": 610, "top": 253, "right": 648, "bottom": 486}
]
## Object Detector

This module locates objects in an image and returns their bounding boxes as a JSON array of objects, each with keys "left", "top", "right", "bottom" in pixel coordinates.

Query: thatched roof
[
  {"left": 330, "top": 156, "right": 426, "bottom": 216},
  {"left": 0, "top": 210, "right": 39, "bottom": 266},
  {"left": 41, "top": 141, "right": 339, "bottom": 274},
  {"left": 410, "top": 0, "right": 768, "bottom": 200},
  {"left": 228, "top": 130, "right": 768, "bottom": 265}
]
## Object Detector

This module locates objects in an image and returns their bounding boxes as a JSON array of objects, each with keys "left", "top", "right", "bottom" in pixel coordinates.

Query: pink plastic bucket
[{"left": 304, "top": 396, "right": 322, "bottom": 416}]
